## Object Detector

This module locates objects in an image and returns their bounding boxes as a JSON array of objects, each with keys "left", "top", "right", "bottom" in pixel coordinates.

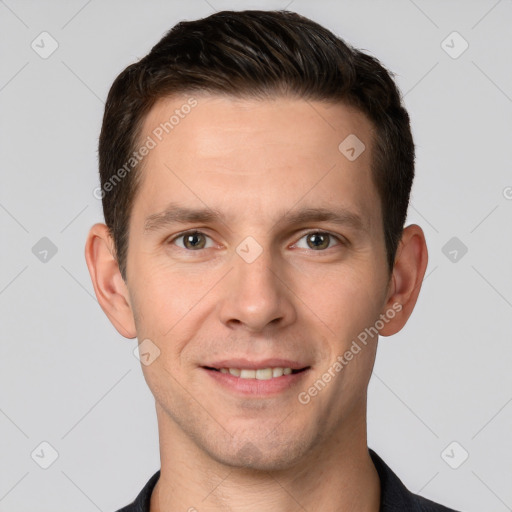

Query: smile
[
  {"left": 202, "top": 365, "right": 310, "bottom": 396},
  {"left": 204, "top": 366, "right": 308, "bottom": 380}
]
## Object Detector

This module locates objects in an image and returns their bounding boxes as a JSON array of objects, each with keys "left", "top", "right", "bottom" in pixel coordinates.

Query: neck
[{"left": 150, "top": 404, "right": 380, "bottom": 512}]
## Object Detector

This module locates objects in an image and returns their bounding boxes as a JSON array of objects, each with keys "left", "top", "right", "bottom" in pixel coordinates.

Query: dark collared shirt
[{"left": 115, "top": 449, "right": 460, "bottom": 511}]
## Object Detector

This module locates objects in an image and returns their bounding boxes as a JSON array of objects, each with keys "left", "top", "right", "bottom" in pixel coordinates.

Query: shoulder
[
  {"left": 369, "top": 449, "right": 462, "bottom": 512},
  {"left": 113, "top": 470, "right": 160, "bottom": 512}
]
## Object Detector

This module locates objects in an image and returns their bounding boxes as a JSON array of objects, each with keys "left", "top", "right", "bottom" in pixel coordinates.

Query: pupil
[
  {"left": 309, "top": 233, "right": 328, "bottom": 250},
  {"left": 185, "top": 232, "right": 204, "bottom": 249}
]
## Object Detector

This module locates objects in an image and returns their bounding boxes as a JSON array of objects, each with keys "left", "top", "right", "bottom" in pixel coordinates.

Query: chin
[{"left": 207, "top": 436, "right": 311, "bottom": 472}]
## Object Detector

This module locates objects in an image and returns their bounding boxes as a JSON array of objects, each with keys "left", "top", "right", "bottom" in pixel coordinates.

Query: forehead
[
  {"left": 134, "top": 93, "right": 380, "bottom": 232},
  {"left": 141, "top": 93, "right": 373, "bottom": 162}
]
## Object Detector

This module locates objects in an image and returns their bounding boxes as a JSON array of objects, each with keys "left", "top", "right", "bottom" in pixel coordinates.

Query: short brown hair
[{"left": 98, "top": 9, "right": 415, "bottom": 281}]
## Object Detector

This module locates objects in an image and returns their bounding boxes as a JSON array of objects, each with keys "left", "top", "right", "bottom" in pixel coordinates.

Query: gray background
[{"left": 1, "top": 0, "right": 511, "bottom": 511}]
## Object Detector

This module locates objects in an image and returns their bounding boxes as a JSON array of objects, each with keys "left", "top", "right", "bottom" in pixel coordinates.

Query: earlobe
[
  {"left": 84, "top": 223, "right": 137, "bottom": 339},
  {"left": 379, "top": 224, "right": 429, "bottom": 337}
]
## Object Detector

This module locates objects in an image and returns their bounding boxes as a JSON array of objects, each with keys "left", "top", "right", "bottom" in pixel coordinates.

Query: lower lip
[{"left": 202, "top": 368, "right": 309, "bottom": 396}]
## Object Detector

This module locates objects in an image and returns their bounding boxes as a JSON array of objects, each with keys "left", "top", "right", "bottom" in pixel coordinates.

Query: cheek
[
  {"left": 297, "top": 264, "right": 384, "bottom": 340},
  {"left": 129, "top": 266, "right": 182, "bottom": 337},
  {"left": 129, "top": 259, "right": 217, "bottom": 361}
]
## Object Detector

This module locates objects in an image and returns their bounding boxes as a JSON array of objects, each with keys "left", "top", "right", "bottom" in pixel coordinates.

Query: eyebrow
[{"left": 143, "top": 202, "right": 367, "bottom": 234}]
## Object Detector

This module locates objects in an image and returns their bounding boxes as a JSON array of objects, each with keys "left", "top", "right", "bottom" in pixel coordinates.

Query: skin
[{"left": 85, "top": 94, "right": 428, "bottom": 512}]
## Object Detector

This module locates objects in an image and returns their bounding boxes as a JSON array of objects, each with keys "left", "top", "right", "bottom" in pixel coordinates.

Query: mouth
[
  {"left": 202, "top": 366, "right": 310, "bottom": 380},
  {"left": 202, "top": 364, "right": 311, "bottom": 396}
]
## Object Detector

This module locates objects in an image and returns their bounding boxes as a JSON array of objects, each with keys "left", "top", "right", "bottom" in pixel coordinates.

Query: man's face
[{"left": 124, "top": 94, "right": 392, "bottom": 470}]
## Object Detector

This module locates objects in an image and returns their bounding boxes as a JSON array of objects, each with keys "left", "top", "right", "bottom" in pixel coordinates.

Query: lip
[
  {"left": 203, "top": 358, "right": 309, "bottom": 370},
  {"left": 202, "top": 366, "right": 310, "bottom": 396}
]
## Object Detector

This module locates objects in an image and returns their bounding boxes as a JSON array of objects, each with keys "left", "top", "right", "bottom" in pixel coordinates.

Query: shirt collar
[{"left": 123, "top": 448, "right": 452, "bottom": 512}]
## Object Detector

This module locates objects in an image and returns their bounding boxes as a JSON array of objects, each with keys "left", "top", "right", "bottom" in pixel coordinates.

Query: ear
[
  {"left": 84, "top": 223, "right": 137, "bottom": 339},
  {"left": 378, "top": 224, "right": 428, "bottom": 336}
]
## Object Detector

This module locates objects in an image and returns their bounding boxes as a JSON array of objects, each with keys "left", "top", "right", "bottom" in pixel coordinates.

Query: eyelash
[{"left": 168, "top": 230, "right": 346, "bottom": 252}]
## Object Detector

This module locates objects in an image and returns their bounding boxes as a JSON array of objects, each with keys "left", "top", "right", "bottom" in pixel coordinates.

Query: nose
[{"left": 217, "top": 242, "right": 296, "bottom": 333}]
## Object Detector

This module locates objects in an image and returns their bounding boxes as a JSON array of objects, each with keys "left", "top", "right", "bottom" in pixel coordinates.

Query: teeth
[
  {"left": 272, "top": 367, "right": 284, "bottom": 377},
  {"left": 256, "top": 368, "right": 272, "bottom": 380},
  {"left": 219, "top": 367, "right": 297, "bottom": 380}
]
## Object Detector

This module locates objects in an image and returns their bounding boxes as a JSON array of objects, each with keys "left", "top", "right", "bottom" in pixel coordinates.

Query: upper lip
[{"left": 203, "top": 358, "right": 310, "bottom": 370}]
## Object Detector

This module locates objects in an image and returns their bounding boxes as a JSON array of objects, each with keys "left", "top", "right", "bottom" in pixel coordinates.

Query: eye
[
  {"left": 294, "top": 231, "right": 343, "bottom": 251},
  {"left": 171, "top": 231, "right": 214, "bottom": 250}
]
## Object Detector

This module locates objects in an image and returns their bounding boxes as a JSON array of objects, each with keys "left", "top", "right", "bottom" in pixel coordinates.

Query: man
[{"left": 85, "top": 9, "right": 460, "bottom": 512}]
